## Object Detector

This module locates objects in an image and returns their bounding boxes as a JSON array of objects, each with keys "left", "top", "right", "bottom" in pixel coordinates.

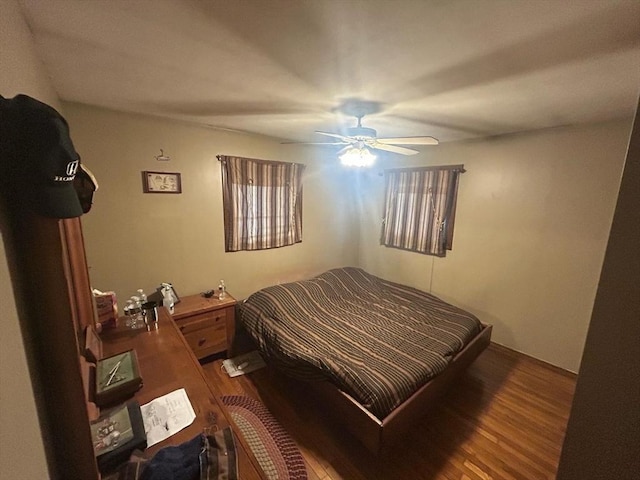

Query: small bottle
[
  {"left": 123, "top": 299, "right": 133, "bottom": 328},
  {"left": 137, "top": 289, "right": 147, "bottom": 304},
  {"left": 218, "top": 279, "right": 226, "bottom": 300},
  {"left": 137, "top": 289, "right": 148, "bottom": 323},
  {"left": 161, "top": 283, "right": 175, "bottom": 314},
  {"left": 130, "top": 296, "right": 143, "bottom": 329}
]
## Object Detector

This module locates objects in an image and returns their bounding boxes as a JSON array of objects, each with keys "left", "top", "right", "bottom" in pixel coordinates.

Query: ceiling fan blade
[
  {"left": 315, "top": 131, "right": 354, "bottom": 142},
  {"left": 280, "top": 141, "right": 348, "bottom": 145},
  {"left": 371, "top": 142, "right": 420, "bottom": 155},
  {"left": 376, "top": 136, "right": 439, "bottom": 145}
]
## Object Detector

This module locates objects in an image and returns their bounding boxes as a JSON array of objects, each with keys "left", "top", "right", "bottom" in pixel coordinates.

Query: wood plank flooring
[{"left": 202, "top": 343, "right": 576, "bottom": 480}]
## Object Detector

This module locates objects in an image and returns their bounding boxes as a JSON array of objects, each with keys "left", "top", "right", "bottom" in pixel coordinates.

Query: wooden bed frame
[{"left": 307, "top": 324, "right": 493, "bottom": 453}]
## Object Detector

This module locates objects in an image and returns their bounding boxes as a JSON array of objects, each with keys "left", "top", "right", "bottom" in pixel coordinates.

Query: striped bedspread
[{"left": 240, "top": 267, "right": 482, "bottom": 419}]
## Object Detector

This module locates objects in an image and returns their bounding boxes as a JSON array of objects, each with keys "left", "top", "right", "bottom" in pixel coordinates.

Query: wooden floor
[{"left": 203, "top": 343, "right": 576, "bottom": 480}]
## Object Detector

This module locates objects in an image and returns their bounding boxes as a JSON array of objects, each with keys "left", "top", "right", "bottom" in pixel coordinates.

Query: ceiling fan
[
  {"left": 313, "top": 114, "right": 439, "bottom": 157},
  {"left": 284, "top": 100, "right": 439, "bottom": 159}
]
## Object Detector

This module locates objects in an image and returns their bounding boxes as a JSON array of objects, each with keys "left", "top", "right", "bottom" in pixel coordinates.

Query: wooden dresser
[
  {"left": 172, "top": 293, "right": 236, "bottom": 360},
  {"left": 101, "top": 307, "right": 266, "bottom": 479}
]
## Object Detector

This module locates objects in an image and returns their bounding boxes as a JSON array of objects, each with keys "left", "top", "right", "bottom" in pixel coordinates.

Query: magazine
[{"left": 222, "top": 350, "right": 266, "bottom": 377}]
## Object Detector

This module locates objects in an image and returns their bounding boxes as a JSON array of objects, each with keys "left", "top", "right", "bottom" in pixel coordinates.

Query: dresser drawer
[
  {"left": 177, "top": 310, "right": 226, "bottom": 335},
  {"left": 182, "top": 323, "right": 227, "bottom": 358}
]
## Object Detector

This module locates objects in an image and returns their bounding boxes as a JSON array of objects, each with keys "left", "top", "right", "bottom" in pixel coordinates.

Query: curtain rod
[
  {"left": 384, "top": 164, "right": 466, "bottom": 174},
  {"left": 217, "top": 154, "right": 301, "bottom": 167}
]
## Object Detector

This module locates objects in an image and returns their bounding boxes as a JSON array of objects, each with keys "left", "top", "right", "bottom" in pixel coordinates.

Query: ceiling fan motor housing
[{"left": 347, "top": 126, "right": 377, "bottom": 139}]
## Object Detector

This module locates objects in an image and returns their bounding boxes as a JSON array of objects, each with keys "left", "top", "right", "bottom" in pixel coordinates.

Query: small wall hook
[{"left": 155, "top": 149, "right": 170, "bottom": 161}]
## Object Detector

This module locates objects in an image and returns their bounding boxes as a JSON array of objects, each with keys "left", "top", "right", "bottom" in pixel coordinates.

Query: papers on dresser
[{"left": 140, "top": 388, "right": 196, "bottom": 447}]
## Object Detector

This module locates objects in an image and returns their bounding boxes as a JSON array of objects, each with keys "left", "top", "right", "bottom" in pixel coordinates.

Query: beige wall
[
  {"left": 0, "top": 0, "right": 56, "bottom": 477},
  {"left": 357, "top": 120, "right": 630, "bottom": 372},
  {"left": 63, "top": 103, "right": 359, "bottom": 303}
]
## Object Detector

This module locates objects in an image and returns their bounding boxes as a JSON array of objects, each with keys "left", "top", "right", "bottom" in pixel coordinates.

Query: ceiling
[{"left": 19, "top": 0, "right": 640, "bottom": 146}]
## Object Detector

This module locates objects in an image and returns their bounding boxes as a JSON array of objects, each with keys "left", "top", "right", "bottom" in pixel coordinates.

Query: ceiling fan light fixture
[{"left": 339, "top": 145, "right": 377, "bottom": 167}]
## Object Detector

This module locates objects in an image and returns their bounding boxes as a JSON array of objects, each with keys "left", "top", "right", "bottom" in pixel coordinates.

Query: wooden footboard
[{"left": 309, "top": 324, "right": 493, "bottom": 453}]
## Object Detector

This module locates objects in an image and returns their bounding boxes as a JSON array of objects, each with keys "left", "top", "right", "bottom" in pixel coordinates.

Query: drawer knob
[
  {"left": 180, "top": 325, "right": 185, "bottom": 331},
  {"left": 198, "top": 338, "right": 206, "bottom": 347}
]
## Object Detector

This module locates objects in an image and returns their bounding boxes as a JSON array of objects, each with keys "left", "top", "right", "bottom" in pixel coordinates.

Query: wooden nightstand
[{"left": 171, "top": 293, "right": 236, "bottom": 360}]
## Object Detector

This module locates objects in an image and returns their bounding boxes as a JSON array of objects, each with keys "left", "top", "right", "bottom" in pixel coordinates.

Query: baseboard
[{"left": 489, "top": 341, "right": 577, "bottom": 378}]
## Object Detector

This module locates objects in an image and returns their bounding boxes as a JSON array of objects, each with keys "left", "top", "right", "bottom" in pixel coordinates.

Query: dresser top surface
[{"left": 172, "top": 293, "right": 236, "bottom": 319}]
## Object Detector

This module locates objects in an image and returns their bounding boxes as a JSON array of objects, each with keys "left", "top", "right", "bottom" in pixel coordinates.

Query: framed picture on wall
[{"left": 142, "top": 171, "right": 182, "bottom": 193}]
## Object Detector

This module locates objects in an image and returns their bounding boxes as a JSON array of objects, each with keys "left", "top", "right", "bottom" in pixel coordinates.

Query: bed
[{"left": 239, "top": 267, "right": 492, "bottom": 452}]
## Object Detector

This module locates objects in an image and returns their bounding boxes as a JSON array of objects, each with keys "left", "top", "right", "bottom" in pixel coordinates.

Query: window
[
  {"left": 381, "top": 165, "right": 464, "bottom": 257},
  {"left": 220, "top": 155, "right": 305, "bottom": 252}
]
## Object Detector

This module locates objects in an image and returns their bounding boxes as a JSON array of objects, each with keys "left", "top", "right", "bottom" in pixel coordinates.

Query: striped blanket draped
[{"left": 240, "top": 267, "right": 482, "bottom": 419}]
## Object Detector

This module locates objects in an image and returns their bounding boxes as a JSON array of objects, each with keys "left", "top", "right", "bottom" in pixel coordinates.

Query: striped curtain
[
  {"left": 220, "top": 155, "right": 305, "bottom": 252},
  {"left": 380, "top": 166, "right": 463, "bottom": 257}
]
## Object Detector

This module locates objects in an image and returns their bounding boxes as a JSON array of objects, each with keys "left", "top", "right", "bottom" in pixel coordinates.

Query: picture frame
[{"left": 142, "top": 171, "right": 182, "bottom": 194}]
